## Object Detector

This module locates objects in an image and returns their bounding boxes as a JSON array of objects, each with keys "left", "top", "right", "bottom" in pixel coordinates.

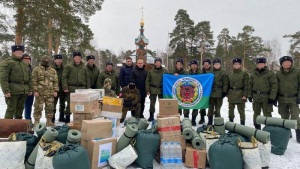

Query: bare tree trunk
[
  {"left": 15, "top": 4, "right": 24, "bottom": 45},
  {"left": 54, "top": 34, "right": 61, "bottom": 54},
  {"left": 48, "top": 18, "right": 53, "bottom": 57}
]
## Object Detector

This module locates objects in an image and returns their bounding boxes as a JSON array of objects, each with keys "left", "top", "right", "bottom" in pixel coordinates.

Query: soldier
[
  {"left": 52, "top": 54, "right": 66, "bottom": 123},
  {"left": 32, "top": 57, "right": 59, "bottom": 126},
  {"left": 120, "top": 56, "right": 134, "bottom": 89},
  {"left": 130, "top": 58, "right": 147, "bottom": 118},
  {"left": 23, "top": 54, "right": 34, "bottom": 120},
  {"left": 248, "top": 57, "right": 278, "bottom": 129},
  {"left": 227, "top": 58, "right": 249, "bottom": 125},
  {"left": 97, "top": 62, "right": 120, "bottom": 95},
  {"left": 120, "top": 81, "right": 141, "bottom": 123},
  {"left": 207, "top": 59, "right": 228, "bottom": 125},
  {"left": 0, "top": 45, "right": 33, "bottom": 119},
  {"left": 62, "top": 52, "right": 90, "bottom": 123},
  {"left": 146, "top": 57, "right": 166, "bottom": 122},
  {"left": 276, "top": 56, "right": 300, "bottom": 143},
  {"left": 199, "top": 58, "right": 212, "bottom": 124},
  {"left": 103, "top": 78, "right": 116, "bottom": 97},
  {"left": 185, "top": 59, "right": 201, "bottom": 126},
  {"left": 86, "top": 55, "right": 100, "bottom": 89}
]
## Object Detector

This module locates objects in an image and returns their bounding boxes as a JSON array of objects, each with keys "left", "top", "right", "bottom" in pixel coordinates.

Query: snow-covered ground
[{"left": 0, "top": 90, "right": 299, "bottom": 169}]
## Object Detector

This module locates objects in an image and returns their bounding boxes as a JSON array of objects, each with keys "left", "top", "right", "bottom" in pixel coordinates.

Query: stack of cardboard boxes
[{"left": 80, "top": 119, "right": 117, "bottom": 169}]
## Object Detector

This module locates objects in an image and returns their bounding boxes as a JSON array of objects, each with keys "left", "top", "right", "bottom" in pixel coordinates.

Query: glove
[
  {"left": 248, "top": 97, "right": 253, "bottom": 103},
  {"left": 297, "top": 98, "right": 300, "bottom": 104},
  {"left": 268, "top": 98, "right": 275, "bottom": 104},
  {"left": 222, "top": 92, "right": 227, "bottom": 98}
]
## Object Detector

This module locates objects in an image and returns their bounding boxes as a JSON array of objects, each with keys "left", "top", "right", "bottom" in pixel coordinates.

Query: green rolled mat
[
  {"left": 138, "top": 118, "right": 149, "bottom": 130},
  {"left": 53, "top": 124, "right": 70, "bottom": 144},
  {"left": 53, "top": 144, "right": 90, "bottom": 169},
  {"left": 263, "top": 126, "right": 290, "bottom": 155},
  {"left": 66, "top": 130, "right": 81, "bottom": 145},
  {"left": 124, "top": 117, "right": 139, "bottom": 126},
  {"left": 191, "top": 130, "right": 205, "bottom": 150},
  {"left": 182, "top": 118, "right": 193, "bottom": 140},
  {"left": 225, "top": 122, "right": 270, "bottom": 144},
  {"left": 13, "top": 132, "right": 39, "bottom": 162},
  {"left": 256, "top": 115, "right": 297, "bottom": 129},
  {"left": 34, "top": 123, "right": 46, "bottom": 139},
  {"left": 151, "top": 123, "right": 158, "bottom": 133},
  {"left": 117, "top": 123, "right": 138, "bottom": 152},
  {"left": 25, "top": 128, "right": 58, "bottom": 169},
  {"left": 214, "top": 117, "right": 225, "bottom": 135}
]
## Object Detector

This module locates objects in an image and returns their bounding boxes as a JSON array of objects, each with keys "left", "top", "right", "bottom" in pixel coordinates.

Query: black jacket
[
  {"left": 120, "top": 64, "right": 134, "bottom": 88},
  {"left": 131, "top": 66, "right": 148, "bottom": 98}
]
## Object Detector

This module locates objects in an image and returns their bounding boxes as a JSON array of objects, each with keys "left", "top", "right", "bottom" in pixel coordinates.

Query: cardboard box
[
  {"left": 70, "top": 100, "right": 99, "bottom": 113},
  {"left": 73, "top": 112, "right": 97, "bottom": 125},
  {"left": 157, "top": 117, "right": 181, "bottom": 140},
  {"left": 83, "top": 138, "right": 117, "bottom": 169},
  {"left": 81, "top": 119, "right": 113, "bottom": 141},
  {"left": 67, "top": 122, "right": 82, "bottom": 131},
  {"left": 159, "top": 99, "right": 178, "bottom": 115},
  {"left": 101, "top": 96, "right": 123, "bottom": 118},
  {"left": 76, "top": 89, "right": 105, "bottom": 100},
  {"left": 185, "top": 145, "right": 206, "bottom": 169},
  {"left": 157, "top": 113, "right": 180, "bottom": 119},
  {"left": 107, "top": 117, "right": 120, "bottom": 138}
]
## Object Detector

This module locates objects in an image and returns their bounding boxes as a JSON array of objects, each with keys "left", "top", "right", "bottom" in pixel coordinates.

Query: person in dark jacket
[
  {"left": 120, "top": 56, "right": 134, "bottom": 89},
  {"left": 130, "top": 58, "right": 148, "bottom": 118},
  {"left": 86, "top": 55, "right": 100, "bottom": 89},
  {"left": 23, "top": 54, "right": 34, "bottom": 120}
]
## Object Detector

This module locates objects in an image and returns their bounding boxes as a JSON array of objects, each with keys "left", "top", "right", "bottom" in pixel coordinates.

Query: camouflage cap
[{"left": 104, "top": 78, "right": 112, "bottom": 84}]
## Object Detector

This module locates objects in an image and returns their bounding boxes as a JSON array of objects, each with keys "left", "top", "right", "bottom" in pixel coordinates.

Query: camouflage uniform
[
  {"left": 86, "top": 64, "right": 100, "bottom": 89},
  {"left": 121, "top": 86, "right": 141, "bottom": 120},
  {"left": 97, "top": 69, "right": 120, "bottom": 95},
  {"left": 104, "top": 78, "right": 116, "bottom": 97},
  {"left": 52, "top": 63, "right": 66, "bottom": 121},
  {"left": 32, "top": 64, "right": 58, "bottom": 126},
  {"left": 0, "top": 54, "right": 33, "bottom": 119}
]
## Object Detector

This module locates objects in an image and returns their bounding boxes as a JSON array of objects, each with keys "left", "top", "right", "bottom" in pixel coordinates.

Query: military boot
[
  {"left": 46, "top": 118, "right": 55, "bottom": 127},
  {"left": 207, "top": 116, "right": 213, "bottom": 126},
  {"left": 58, "top": 112, "right": 65, "bottom": 122},
  {"left": 191, "top": 115, "right": 197, "bottom": 126},
  {"left": 296, "top": 130, "right": 300, "bottom": 143},
  {"left": 65, "top": 115, "right": 70, "bottom": 124},
  {"left": 290, "top": 130, "right": 293, "bottom": 138},
  {"left": 148, "top": 111, "right": 154, "bottom": 122},
  {"left": 229, "top": 118, "right": 234, "bottom": 122},
  {"left": 199, "top": 115, "right": 205, "bottom": 124},
  {"left": 254, "top": 124, "right": 261, "bottom": 130},
  {"left": 241, "top": 120, "right": 245, "bottom": 125},
  {"left": 120, "top": 118, "right": 125, "bottom": 123},
  {"left": 184, "top": 114, "right": 189, "bottom": 118},
  {"left": 51, "top": 116, "right": 55, "bottom": 123}
]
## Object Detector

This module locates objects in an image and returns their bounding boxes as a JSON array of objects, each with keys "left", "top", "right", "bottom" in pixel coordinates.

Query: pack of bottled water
[{"left": 160, "top": 141, "right": 184, "bottom": 169}]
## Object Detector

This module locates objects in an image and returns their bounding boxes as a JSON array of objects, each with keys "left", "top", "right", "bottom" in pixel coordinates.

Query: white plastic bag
[
  {"left": 199, "top": 126, "right": 220, "bottom": 162},
  {"left": 238, "top": 137, "right": 261, "bottom": 169},
  {"left": 35, "top": 140, "right": 63, "bottom": 169},
  {"left": 258, "top": 141, "right": 271, "bottom": 168},
  {"left": 0, "top": 140, "right": 26, "bottom": 169},
  {"left": 108, "top": 144, "right": 138, "bottom": 169}
]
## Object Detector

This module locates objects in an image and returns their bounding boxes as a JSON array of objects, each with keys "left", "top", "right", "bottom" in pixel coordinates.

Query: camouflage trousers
[
  {"left": 122, "top": 103, "right": 141, "bottom": 119},
  {"left": 229, "top": 102, "right": 246, "bottom": 121},
  {"left": 208, "top": 97, "right": 223, "bottom": 117},
  {"left": 278, "top": 102, "right": 300, "bottom": 129},
  {"left": 252, "top": 101, "right": 272, "bottom": 124},
  {"left": 33, "top": 95, "right": 54, "bottom": 121},
  {"left": 5, "top": 94, "right": 27, "bottom": 119}
]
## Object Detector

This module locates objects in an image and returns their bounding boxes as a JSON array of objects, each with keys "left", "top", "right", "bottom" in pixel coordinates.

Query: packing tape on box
[{"left": 158, "top": 126, "right": 180, "bottom": 132}]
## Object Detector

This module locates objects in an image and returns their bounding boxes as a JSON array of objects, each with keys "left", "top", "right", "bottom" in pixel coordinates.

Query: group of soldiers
[{"left": 0, "top": 45, "right": 299, "bottom": 143}]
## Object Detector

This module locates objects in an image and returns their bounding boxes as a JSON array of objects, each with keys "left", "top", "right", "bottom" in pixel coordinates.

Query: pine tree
[{"left": 284, "top": 31, "right": 300, "bottom": 67}]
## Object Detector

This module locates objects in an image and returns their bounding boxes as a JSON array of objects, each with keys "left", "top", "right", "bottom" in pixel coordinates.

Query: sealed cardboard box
[
  {"left": 101, "top": 96, "right": 123, "bottom": 119},
  {"left": 70, "top": 100, "right": 99, "bottom": 113},
  {"left": 84, "top": 138, "right": 117, "bottom": 169},
  {"left": 107, "top": 117, "right": 120, "bottom": 138},
  {"left": 159, "top": 99, "right": 178, "bottom": 115},
  {"left": 67, "top": 122, "right": 82, "bottom": 131},
  {"left": 157, "top": 117, "right": 181, "bottom": 140},
  {"left": 73, "top": 112, "right": 97, "bottom": 125},
  {"left": 157, "top": 113, "right": 180, "bottom": 120},
  {"left": 75, "top": 89, "right": 105, "bottom": 100},
  {"left": 81, "top": 119, "right": 113, "bottom": 141},
  {"left": 185, "top": 145, "right": 206, "bottom": 169}
]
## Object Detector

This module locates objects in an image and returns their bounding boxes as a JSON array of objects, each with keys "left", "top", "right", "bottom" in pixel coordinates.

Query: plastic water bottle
[
  {"left": 170, "top": 142, "right": 177, "bottom": 168},
  {"left": 175, "top": 142, "right": 183, "bottom": 168},
  {"left": 161, "top": 142, "right": 170, "bottom": 169},
  {"left": 160, "top": 143, "right": 165, "bottom": 167}
]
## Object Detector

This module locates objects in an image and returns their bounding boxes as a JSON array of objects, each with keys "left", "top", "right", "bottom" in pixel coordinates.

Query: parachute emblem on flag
[{"left": 172, "top": 77, "right": 203, "bottom": 108}]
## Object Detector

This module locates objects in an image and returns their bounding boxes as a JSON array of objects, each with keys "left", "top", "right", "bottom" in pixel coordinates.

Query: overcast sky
[{"left": 89, "top": 0, "right": 300, "bottom": 56}]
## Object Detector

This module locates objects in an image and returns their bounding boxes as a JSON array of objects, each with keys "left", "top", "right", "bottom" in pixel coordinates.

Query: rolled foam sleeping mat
[
  {"left": 191, "top": 130, "right": 205, "bottom": 150},
  {"left": 124, "top": 117, "right": 139, "bottom": 126},
  {"left": 34, "top": 123, "right": 47, "bottom": 139},
  {"left": 225, "top": 122, "right": 270, "bottom": 144},
  {"left": 53, "top": 144, "right": 90, "bottom": 169},
  {"left": 256, "top": 115, "right": 297, "bottom": 129},
  {"left": 26, "top": 128, "right": 58, "bottom": 169},
  {"left": 182, "top": 118, "right": 193, "bottom": 140},
  {"left": 263, "top": 126, "right": 291, "bottom": 155},
  {"left": 214, "top": 117, "right": 225, "bottom": 135},
  {"left": 53, "top": 124, "right": 70, "bottom": 144},
  {"left": 66, "top": 130, "right": 81, "bottom": 145},
  {"left": 117, "top": 123, "right": 138, "bottom": 152},
  {"left": 137, "top": 118, "right": 149, "bottom": 130},
  {"left": 14, "top": 132, "right": 39, "bottom": 162}
]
